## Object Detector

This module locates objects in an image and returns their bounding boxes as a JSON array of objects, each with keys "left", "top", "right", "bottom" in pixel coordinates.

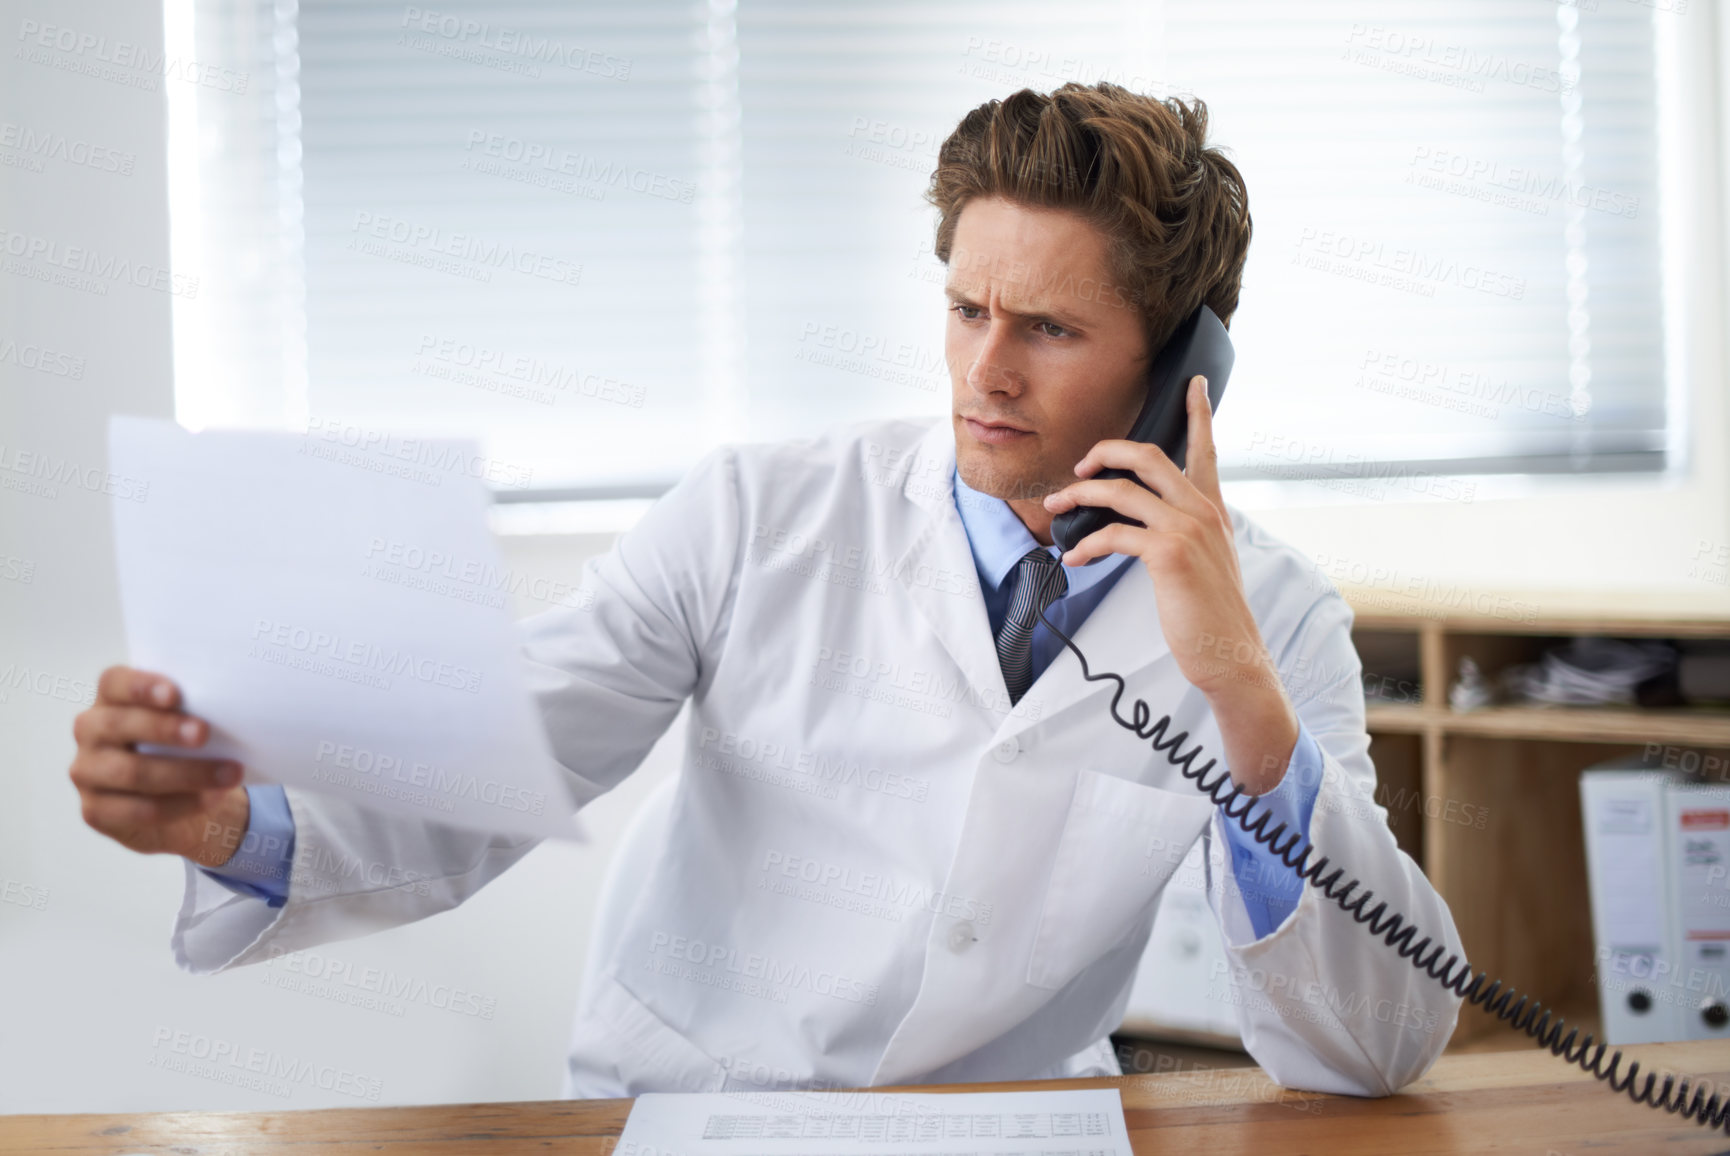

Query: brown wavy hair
[{"left": 926, "top": 82, "right": 1252, "bottom": 355}]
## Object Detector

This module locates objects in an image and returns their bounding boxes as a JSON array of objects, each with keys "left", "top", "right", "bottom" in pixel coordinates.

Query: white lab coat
[{"left": 171, "top": 414, "right": 1464, "bottom": 1099}]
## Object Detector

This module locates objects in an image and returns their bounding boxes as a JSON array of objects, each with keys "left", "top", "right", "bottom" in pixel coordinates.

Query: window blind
[{"left": 169, "top": 0, "right": 1670, "bottom": 498}]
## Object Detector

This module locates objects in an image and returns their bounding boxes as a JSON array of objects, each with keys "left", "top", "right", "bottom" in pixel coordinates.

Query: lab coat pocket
[{"left": 1026, "top": 769, "right": 1216, "bottom": 992}]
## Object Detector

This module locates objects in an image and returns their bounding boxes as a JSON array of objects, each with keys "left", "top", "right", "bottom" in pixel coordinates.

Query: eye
[
  {"left": 949, "top": 303, "right": 984, "bottom": 322},
  {"left": 1037, "top": 320, "right": 1070, "bottom": 338}
]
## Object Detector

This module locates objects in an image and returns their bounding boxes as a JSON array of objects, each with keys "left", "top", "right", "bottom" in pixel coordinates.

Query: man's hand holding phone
[{"left": 1041, "top": 373, "right": 1300, "bottom": 796}]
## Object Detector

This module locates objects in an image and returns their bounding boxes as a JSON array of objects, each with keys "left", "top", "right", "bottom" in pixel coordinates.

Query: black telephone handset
[
  {"left": 1051, "top": 303, "right": 1234, "bottom": 562},
  {"left": 1036, "top": 304, "right": 1729, "bottom": 1134}
]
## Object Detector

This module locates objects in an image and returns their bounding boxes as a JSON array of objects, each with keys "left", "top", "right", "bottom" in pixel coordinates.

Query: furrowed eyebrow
[{"left": 944, "top": 283, "right": 1086, "bottom": 329}]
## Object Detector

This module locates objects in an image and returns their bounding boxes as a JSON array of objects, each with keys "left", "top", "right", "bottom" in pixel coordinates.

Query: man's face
[{"left": 945, "top": 196, "right": 1150, "bottom": 507}]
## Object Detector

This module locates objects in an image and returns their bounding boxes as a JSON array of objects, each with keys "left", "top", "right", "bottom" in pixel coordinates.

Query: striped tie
[{"left": 996, "top": 547, "right": 1069, "bottom": 706}]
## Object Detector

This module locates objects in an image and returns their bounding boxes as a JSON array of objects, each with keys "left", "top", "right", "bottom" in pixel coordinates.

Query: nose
[{"left": 964, "top": 314, "right": 1025, "bottom": 398}]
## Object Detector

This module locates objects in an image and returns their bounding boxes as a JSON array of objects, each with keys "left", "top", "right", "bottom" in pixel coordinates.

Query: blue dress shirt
[
  {"left": 205, "top": 463, "right": 1326, "bottom": 939},
  {"left": 199, "top": 783, "right": 294, "bottom": 907}
]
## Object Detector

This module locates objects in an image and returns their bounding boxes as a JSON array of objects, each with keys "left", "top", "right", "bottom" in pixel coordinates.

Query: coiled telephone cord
[{"left": 1037, "top": 604, "right": 1730, "bottom": 1135}]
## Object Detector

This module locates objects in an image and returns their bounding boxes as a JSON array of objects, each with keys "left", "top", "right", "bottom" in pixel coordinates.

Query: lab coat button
[
  {"left": 992, "top": 738, "right": 1019, "bottom": 763},
  {"left": 947, "top": 921, "right": 977, "bottom": 953}
]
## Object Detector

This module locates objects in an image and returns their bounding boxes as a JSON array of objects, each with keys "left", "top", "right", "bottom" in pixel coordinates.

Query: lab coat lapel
[
  {"left": 993, "top": 555, "right": 1172, "bottom": 745},
  {"left": 866, "top": 559, "right": 1175, "bottom": 1086},
  {"left": 891, "top": 419, "right": 1006, "bottom": 715}
]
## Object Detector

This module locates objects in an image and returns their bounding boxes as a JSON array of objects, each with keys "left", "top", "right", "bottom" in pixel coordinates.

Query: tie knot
[{"left": 1014, "top": 547, "right": 1067, "bottom": 609}]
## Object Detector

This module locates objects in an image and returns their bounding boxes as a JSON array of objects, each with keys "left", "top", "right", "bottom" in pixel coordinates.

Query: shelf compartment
[{"left": 1366, "top": 703, "right": 1730, "bottom": 748}]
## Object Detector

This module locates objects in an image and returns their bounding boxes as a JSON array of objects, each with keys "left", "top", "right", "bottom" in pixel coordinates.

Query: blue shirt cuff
[
  {"left": 1220, "top": 719, "right": 1323, "bottom": 940},
  {"left": 197, "top": 784, "right": 295, "bottom": 908}
]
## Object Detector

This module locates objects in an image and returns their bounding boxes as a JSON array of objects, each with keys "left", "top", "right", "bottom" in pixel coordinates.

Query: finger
[
  {"left": 75, "top": 704, "right": 208, "bottom": 750},
  {"left": 72, "top": 748, "right": 241, "bottom": 795},
  {"left": 1183, "top": 374, "right": 1226, "bottom": 511},
  {"left": 97, "top": 666, "right": 179, "bottom": 710},
  {"left": 1059, "top": 521, "right": 1152, "bottom": 568},
  {"left": 1044, "top": 476, "right": 1186, "bottom": 536},
  {"left": 81, "top": 789, "right": 205, "bottom": 833},
  {"left": 1064, "top": 439, "right": 1215, "bottom": 522}
]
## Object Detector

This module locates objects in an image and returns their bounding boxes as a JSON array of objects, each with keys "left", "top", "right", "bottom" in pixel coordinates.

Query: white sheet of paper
[
  {"left": 614, "top": 1088, "right": 1131, "bottom": 1155},
  {"left": 107, "top": 415, "right": 582, "bottom": 841}
]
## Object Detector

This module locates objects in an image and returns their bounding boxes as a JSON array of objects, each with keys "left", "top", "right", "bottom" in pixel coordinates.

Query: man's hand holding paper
[{"left": 92, "top": 416, "right": 583, "bottom": 844}]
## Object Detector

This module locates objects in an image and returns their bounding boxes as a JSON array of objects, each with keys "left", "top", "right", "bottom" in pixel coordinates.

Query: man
[{"left": 69, "top": 82, "right": 1463, "bottom": 1097}]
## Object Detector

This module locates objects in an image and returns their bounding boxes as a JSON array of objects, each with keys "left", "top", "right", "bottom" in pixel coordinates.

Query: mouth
[{"left": 961, "top": 415, "right": 1033, "bottom": 445}]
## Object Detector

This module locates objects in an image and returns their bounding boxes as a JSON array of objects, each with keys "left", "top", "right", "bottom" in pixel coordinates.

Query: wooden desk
[{"left": 7, "top": 1039, "right": 1730, "bottom": 1154}]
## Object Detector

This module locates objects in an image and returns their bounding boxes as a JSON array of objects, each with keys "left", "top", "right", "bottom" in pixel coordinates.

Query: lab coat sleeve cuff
[
  {"left": 1219, "top": 719, "right": 1323, "bottom": 939},
  {"left": 196, "top": 784, "right": 296, "bottom": 909}
]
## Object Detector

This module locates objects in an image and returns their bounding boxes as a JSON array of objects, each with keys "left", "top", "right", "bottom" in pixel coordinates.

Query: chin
[{"left": 956, "top": 449, "right": 1057, "bottom": 505}]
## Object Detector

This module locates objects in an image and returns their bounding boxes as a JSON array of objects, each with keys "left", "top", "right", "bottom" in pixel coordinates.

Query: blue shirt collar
[{"left": 952, "top": 466, "right": 1134, "bottom": 596}]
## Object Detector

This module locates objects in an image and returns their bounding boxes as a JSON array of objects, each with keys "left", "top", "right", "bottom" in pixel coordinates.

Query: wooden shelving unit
[{"left": 1339, "top": 585, "right": 1730, "bottom": 1049}]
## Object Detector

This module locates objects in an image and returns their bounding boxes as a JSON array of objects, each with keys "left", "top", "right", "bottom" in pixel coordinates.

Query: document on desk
[
  {"left": 107, "top": 415, "right": 583, "bottom": 841},
  {"left": 615, "top": 1087, "right": 1131, "bottom": 1155}
]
